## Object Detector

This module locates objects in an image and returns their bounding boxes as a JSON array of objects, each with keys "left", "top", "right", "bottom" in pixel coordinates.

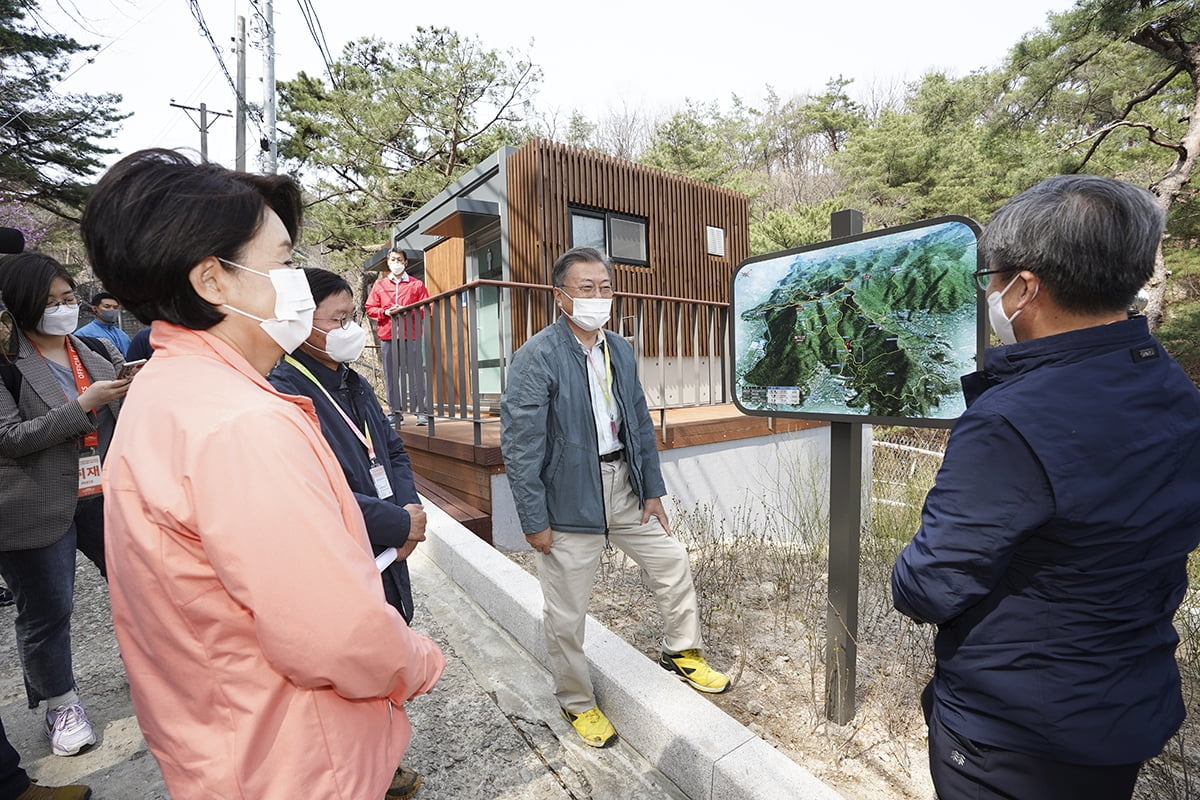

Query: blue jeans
[{"left": 0, "top": 496, "right": 105, "bottom": 708}]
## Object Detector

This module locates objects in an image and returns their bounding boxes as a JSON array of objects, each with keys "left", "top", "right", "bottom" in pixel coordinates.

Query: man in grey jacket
[{"left": 500, "top": 247, "right": 729, "bottom": 748}]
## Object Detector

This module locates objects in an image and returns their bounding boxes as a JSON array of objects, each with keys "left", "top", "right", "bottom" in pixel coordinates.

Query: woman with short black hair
[
  {"left": 0, "top": 251, "right": 129, "bottom": 759},
  {"left": 80, "top": 149, "right": 445, "bottom": 800}
]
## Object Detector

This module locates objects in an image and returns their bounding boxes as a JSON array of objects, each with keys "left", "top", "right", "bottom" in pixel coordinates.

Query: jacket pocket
[{"left": 543, "top": 436, "right": 599, "bottom": 531}]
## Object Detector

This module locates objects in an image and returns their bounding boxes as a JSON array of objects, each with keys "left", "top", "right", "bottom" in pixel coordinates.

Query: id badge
[
  {"left": 78, "top": 452, "right": 103, "bottom": 498},
  {"left": 370, "top": 462, "right": 393, "bottom": 499}
]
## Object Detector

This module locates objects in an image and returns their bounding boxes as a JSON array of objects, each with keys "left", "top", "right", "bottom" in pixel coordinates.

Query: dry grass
[{"left": 508, "top": 425, "right": 1200, "bottom": 799}]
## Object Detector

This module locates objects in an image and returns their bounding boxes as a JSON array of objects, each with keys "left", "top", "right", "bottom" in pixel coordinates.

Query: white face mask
[
  {"left": 986, "top": 273, "right": 1036, "bottom": 346},
  {"left": 218, "top": 258, "right": 316, "bottom": 354},
  {"left": 563, "top": 295, "right": 612, "bottom": 332},
  {"left": 389, "top": 262, "right": 407, "bottom": 277},
  {"left": 39, "top": 304, "right": 80, "bottom": 336},
  {"left": 315, "top": 323, "right": 367, "bottom": 363}
]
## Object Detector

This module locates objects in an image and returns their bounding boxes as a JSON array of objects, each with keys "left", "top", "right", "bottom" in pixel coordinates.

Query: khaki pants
[{"left": 534, "top": 458, "right": 703, "bottom": 713}]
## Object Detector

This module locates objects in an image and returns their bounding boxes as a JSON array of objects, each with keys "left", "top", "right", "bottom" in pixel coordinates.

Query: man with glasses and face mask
[
  {"left": 892, "top": 175, "right": 1200, "bottom": 800},
  {"left": 501, "top": 246, "right": 730, "bottom": 749}
]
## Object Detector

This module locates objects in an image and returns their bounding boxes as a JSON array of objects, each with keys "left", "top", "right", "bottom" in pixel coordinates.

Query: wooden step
[{"left": 413, "top": 473, "right": 492, "bottom": 545}]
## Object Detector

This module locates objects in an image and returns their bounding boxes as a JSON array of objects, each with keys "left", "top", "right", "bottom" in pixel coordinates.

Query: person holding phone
[{"left": 0, "top": 252, "right": 129, "bottom": 758}]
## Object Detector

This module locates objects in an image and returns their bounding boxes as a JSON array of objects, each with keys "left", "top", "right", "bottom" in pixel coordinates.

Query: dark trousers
[
  {"left": 924, "top": 685, "right": 1141, "bottom": 800},
  {"left": 0, "top": 496, "right": 105, "bottom": 708},
  {"left": 0, "top": 715, "right": 30, "bottom": 799}
]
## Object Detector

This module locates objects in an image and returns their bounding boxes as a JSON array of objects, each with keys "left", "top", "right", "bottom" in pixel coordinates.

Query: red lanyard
[
  {"left": 32, "top": 337, "right": 100, "bottom": 449},
  {"left": 64, "top": 339, "right": 99, "bottom": 448}
]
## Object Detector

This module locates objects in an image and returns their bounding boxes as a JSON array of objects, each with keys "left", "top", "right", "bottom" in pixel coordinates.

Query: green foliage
[
  {"left": 833, "top": 71, "right": 1047, "bottom": 228},
  {"left": 997, "top": 0, "right": 1198, "bottom": 188},
  {"left": 1158, "top": 247, "right": 1200, "bottom": 383},
  {"left": 749, "top": 200, "right": 844, "bottom": 254},
  {"left": 277, "top": 27, "right": 541, "bottom": 267},
  {"left": 0, "top": 0, "right": 125, "bottom": 219},
  {"left": 640, "top": 99, "right": 742, "bottom": 186}
]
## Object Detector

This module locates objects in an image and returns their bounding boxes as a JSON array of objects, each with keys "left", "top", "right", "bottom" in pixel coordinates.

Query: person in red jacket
[{"left": 365, "top": 249, "right": 430, "bottom": 426}]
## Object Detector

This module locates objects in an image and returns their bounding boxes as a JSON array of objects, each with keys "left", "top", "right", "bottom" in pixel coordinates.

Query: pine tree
[{"left": 0, "top": 0, "right": 126, "bottom": 219}]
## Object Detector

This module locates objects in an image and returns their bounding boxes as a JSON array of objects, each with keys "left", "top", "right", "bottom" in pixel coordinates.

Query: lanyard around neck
[
  {"left": 284, "top": 355, "right": 376, "bottom": 459},
  {"left": 33, "top": 337, "right": 100, "bottom": 448},
  {"left": 585, "top": 338, "right": 613, "bottom": 406}
]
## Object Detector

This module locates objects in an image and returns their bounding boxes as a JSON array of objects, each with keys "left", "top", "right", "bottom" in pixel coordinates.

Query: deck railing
[{"left": 384, "top": 280, "right": 733, "bottom": 443}]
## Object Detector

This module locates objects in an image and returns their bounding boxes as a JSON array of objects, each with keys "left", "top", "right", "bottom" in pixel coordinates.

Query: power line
[
  {"left": 295, "top": 0, "right": 339, "bottom": 88},
  {"left": 186, "top": 0, "right": 264, "bottom": 134}
]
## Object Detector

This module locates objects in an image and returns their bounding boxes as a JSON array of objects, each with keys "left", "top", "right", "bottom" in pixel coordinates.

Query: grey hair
[
  {"left": 552, "top": 246, "right": 614, "bottom": 288},
  {"left": 978, "top": 174, "right": 1164, "bottom": 313}
]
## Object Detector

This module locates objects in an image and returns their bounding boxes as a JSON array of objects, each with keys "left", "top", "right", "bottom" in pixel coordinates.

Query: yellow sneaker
[
  {"left": 561, "top": 705, "right": 617, "bottom": 747},
  {"left": 659, "top": 649, "right": 731, "bottom": 694}
]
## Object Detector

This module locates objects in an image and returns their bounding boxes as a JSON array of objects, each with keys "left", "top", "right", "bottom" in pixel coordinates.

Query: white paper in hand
[{"left": 375, "top": 548, "right": 398, "bottom": 572}]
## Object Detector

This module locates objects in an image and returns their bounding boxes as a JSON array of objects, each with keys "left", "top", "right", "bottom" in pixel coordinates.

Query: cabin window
[{"left": 569, "top": 207, "right": 649, "bottom": 267}]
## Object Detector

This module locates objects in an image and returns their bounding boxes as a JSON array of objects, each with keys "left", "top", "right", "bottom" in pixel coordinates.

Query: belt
[{"left": 598, "top": 450, "right": 623, "bottom": 463}]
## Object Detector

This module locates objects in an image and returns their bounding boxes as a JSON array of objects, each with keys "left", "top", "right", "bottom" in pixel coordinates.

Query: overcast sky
[{"left": 34, "top": 0, "right": 1079, "bottom": 169}]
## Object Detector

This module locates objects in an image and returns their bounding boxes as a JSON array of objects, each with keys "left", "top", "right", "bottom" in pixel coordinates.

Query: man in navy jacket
[
  {"left": 268, "top": 269, "right": 424, "bottom": 622},
  {"left": 892, "top": 175, "right": 1200, "bottom": 800},
  {"left": 268, "top": 268, "right": 426, "bottom": 799}
]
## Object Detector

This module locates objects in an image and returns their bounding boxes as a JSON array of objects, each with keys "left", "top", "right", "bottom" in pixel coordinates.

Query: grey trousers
[{"left": 381, "top": 337, "right": 428, "bottom": 416}]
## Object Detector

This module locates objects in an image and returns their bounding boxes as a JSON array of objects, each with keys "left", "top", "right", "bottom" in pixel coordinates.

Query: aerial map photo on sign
[{"left": 732, "top": 217, "right": 986, "bottom": 426}]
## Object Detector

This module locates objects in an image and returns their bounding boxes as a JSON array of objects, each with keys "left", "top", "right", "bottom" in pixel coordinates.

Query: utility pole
[
  {"left": 264, "top": 0, "right": 278, "bottom": 174},
  {"left": 235, "top": 16, "right": 247, "bottom": 172},
  {"left": 170, "top": 101, "right": 231, "bottom": 163}
]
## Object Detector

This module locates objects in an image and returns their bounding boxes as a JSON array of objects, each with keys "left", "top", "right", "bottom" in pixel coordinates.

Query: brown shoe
[
  {"left": 16, "top": 781, "right": 93, "bottom": 800},
  {"left": 384, "top": 765, "right": 422, "bottom": 800}
]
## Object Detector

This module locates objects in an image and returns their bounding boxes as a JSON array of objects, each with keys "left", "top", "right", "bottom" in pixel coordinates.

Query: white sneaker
[{"left": 46, "top": 702, "right": 96, "bottom": 756}]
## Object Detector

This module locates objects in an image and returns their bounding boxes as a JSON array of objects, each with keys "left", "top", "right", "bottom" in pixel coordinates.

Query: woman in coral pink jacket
[{"left": 80, "top": 149, "right": 445, "bottom": 800}]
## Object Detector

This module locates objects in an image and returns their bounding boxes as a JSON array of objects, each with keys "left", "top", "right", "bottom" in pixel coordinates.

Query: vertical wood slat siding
[
  {"left": 425, "top": 237, "right": 464, "bottom": 295},
  {"left": 505, "top": 139, "right": 749, "bottom": 349}
]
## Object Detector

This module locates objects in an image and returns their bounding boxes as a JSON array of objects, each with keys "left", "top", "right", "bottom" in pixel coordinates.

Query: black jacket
[{"left": 269, "top": 349, "right": 418, "bottom": 622}]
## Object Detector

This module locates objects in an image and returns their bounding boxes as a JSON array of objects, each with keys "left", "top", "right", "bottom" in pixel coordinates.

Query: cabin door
[{"left": 470, "top": 236, "right": 504, "bottom": 395}]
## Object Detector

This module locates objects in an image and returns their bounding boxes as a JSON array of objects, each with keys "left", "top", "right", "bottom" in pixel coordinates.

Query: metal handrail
[{"left": 383, "top": 280, "right": 733, "bottom": 443}]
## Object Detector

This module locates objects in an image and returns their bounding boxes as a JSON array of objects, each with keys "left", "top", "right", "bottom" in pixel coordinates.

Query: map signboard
[{"left": 731, "top": 216, "right": 986, "bottom": 426}]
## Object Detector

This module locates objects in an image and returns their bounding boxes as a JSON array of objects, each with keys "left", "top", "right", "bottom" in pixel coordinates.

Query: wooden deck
[{"left": 397, "top": 406, "right": 826, "bottom": 534}]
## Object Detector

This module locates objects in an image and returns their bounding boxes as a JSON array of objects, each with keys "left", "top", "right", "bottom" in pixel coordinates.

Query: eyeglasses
[
  {"left": 45, "top": 296, "right": 79, "bottom": 309},
  {"left": 313, "top": 310, "right": 362, "bottom": 329},
  {"left": 559, "top": 284, "right": 614, "bottom": 299},
  {"left": 973, "top": 269, "right": 1015, "bottom": 292}
]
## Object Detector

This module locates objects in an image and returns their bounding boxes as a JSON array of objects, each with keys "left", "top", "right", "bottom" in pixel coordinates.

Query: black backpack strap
[{"left": 76, "top": 335, "right": 114, "bottom": 361}]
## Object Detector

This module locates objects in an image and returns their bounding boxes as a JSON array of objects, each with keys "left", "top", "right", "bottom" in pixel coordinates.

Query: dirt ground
[{"left": 507, "top": 549, "right": 937, "bottom": 800}]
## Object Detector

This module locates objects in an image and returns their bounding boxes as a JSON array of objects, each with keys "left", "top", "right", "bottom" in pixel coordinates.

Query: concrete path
[
  {"left": 0, "top": 502, "right": 842, "bottom": 799},
  {"left": 0, "top": 545, "right": 686, "bottom": 799}
]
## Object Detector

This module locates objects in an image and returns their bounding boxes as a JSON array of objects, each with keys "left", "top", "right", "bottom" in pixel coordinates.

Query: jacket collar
[
  {"left": 552, "top": 314, "right": 607, "bottom": 355},
  {"left": 963, "top": 316, "right": 1152, "bottom": 406},
  {"left": 290, "top": 347, "right": 349, "bottom": 393}
]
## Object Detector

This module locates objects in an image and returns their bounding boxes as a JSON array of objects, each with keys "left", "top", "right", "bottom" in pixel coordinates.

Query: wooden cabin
[{"left": 370, "top": 139, "right": 808, "bottom": 546}]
